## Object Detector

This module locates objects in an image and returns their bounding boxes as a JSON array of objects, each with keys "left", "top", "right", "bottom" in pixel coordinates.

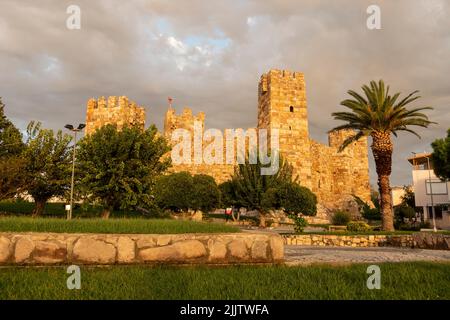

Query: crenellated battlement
[
  {"left": 164, "top": 107, "right": 205, "bottom": 137},
  {"left": 85, "top": 96, "right": 145, "bottom": 135}
]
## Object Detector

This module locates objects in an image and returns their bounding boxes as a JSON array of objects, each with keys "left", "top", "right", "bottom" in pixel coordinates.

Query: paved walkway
[{"left": 285, "top": 245, "right": 450, "bottom": 265}]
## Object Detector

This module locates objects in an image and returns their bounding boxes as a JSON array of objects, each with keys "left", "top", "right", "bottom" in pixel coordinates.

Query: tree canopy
[
  {"left": 155, "top": 172, "right": 220, "bottom": 213},
  {"left": 0, "top": 98, "right": 27, "bottom": 200},
  {"left": 431, "top": 129, "right": 450, "bottom": 181},
  {"left": 23, "top": 121, "right": 73, "bottom": 216},
  {"left": 77, "top": 124, "right": 170, "bottom": 218},
  {"left": 0, "top": 97, "right": 24, "bottom": 157}
]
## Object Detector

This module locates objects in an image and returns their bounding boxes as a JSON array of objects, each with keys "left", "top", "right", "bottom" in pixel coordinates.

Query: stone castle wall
[
  {"left": 163, "top": 69, "right": 371, "bottom": 215},
  {"left": 84, "top": 69, "right": 371, "bottom": 217},
  {"left": 85, "top": 96, "right": 145, "bottom": 135}
]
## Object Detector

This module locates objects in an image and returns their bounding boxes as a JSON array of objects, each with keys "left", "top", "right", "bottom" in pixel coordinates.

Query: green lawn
[
  {"left": 0, "top": 262, "right": 448, "bottom": 299},
  {"left": 0, "top": 217, "right": 240, "bottom": 234}
]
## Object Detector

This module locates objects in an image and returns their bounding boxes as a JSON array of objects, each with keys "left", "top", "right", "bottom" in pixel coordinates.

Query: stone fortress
[
  {"left": 86, "top": 96, "right": 145, "bottom": 135},
  {"left": 85, "top": 69, "right": 371, "bottom": 218}
]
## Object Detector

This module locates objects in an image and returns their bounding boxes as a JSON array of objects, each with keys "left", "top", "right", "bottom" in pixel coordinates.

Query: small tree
[
  {"left": 394, "top": 185, "right": 419, "bottom": 229},
  {"left": 229, "top": 155, "right": 295, "bottom": 211},
  {"left": 155, "top": 172, "right": 220, "bottom": 214},
  {"left": 353, "top": 194, "right": 381, "bottom": 221},
  {"left": 77, "top": 124, "right": 170, "bottom": 218},
  {"left": 155, "top": 172, "right": 194, "bottom": 212},
  {"left": 0, "top": 98, "right": 24, "bottom": 157},
  {"left": 0, "top": 157, "right": 28, "bottom": 201},
  {"left": 0, "top": 98, "right": 27, "bottom": 199},
  {"left": 431, "top": 129, "right": 450, "bottom": 181},
  {"left": 23, "top": 122, "right": 72, "bottom": 216},
  {"left": 191, "top": 174, "right": 220, "bottom": 213},
  {"left": 262, "top": 182, "right": 317, "bottom": 216},
  {"left": 219, "top": 180, "right": 240, "bottom": 208}
]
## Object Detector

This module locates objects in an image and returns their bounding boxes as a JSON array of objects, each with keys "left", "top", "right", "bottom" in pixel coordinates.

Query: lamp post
[
  {"left": 64, "top": 123, "right": 86, "bottom": 220},
  {"left": 425, "top": 155, "right": 437, "bottom": 232}
]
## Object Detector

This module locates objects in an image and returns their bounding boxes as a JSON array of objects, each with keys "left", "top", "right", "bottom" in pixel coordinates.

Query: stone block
[
  {"left": 0, "top": 236, "right": 11, "bottom": 262},
  {"left": 33, "top": 240, "right": 67, "bottom": 263},
  {"left": 117, "top": 237, "right": 135, "bottom": 263},
  {"left": 73, "top": 237, "right": 116, "bottom": 264},
  {"left": 14, "top": 236, "right": 35, "bottom": 263},
  {"left": 251, "top": 240, "right": 268, "bottom": 260}
]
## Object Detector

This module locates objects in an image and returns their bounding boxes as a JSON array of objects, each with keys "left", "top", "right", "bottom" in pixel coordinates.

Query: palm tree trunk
[
  {"left": 371, "top": 131, "right": 395, "bottom": 231},
  {"left": 378, "top": 174, "right": 394, "bottom": 231}
]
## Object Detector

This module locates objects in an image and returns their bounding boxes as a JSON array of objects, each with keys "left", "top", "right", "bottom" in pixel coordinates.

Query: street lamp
[
  {"left": 425, "top": 155, "right": 438, "bottom": 232},
  {"left": 64, "top": 123, "right": 86, "bottom": 220}
]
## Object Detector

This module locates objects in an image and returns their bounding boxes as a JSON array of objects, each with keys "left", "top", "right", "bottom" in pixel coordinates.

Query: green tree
[
  {"left": 155, "top": 172, "right": 220, "bottom": 214},
  {"left": 0, "top": 157, "right": 28, "bottom": 201},
  {"left": 24, "top": 122, "right": 72, "bottom": 216},
  {"left": 77, "top": 124, "right": 170, "bottom": 218},
  {"left": 219, "top": 180, "right": 239, "bottom": 208},
  {"left": 0, "top": 98, "right": 27, "bottom": 200},
  {"left": 353, "top": 194, "right": 381, "bottom": 221},
  {"left": 155, "top": 172, "right": 194, "bottom": 212},
  {"left": 330, "top": 80, "right": 434, "bottom": 231},
  {"left": 262, "top": 182, "right": 317, "bottom": 216},
  {"left": 431, "top": 129, "right": 450, "bottom": 180},
  {"left": 191, "top": 174, "right": 220, "bottom": 213},
  {"left": 229, "top": 155, "right": 295, "bottom": 211},
  {"left": 0, "top": 97, "right": 24, "bottom": 157}
]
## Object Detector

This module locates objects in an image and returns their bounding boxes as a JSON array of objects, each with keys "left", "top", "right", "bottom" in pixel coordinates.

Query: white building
[{"left": 408, "top": 152, "right": 450, "bottom": 229}]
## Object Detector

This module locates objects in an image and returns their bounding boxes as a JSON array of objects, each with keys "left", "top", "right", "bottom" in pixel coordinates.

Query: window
[
  {"left": 425, "top": 179, "right": 448, "bottom": 195},
  {"left": 289, "top": 106, "right": 294, "bottom": 112}
]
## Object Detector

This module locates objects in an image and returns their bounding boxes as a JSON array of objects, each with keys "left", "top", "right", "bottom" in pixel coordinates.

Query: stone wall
[
  {"left": 283, "top": 233, "right": 450, "bottom": 250},
  {"left": 162, "top": 69, "right": 371, "bottom": 217},
  {"left": 84, "top": 70, "right": 371, "bottom": 219},
  {"left": 0, "top": 232, "right": 284, "bottom": 265},
  {"left": 85, "top": 96, "right": 145, "bottom": 135},
  {"left": 283, "top": 234, "right": 414, "bottom": 248}
]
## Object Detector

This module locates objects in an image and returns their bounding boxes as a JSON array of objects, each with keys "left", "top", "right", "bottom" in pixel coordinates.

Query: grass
[
  {"left": 0, "top": 262, "right": 448, "bottom": 299},
  {"left": 0, "top": 217, "right": 240, "bottom": 234}
]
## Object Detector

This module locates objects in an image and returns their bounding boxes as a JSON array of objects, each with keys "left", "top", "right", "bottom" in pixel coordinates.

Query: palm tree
[{"left": 330, "top": 80, "right": 434, "bottom": 231}]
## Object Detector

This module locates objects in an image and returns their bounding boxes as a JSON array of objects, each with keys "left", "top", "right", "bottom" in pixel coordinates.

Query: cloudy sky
[{"left": 1, "top": 0, "right": 449, "bottom": 186}]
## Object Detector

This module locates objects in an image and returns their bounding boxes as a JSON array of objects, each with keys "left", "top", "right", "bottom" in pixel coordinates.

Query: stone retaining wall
[
  {"left": 283, "top": 234, "right": 413, "bottom": 248},
  {"left": 0, "top": 232, "right": 284, "bottom": 265},
  {"left": 283, "top": 233, "right": 450, "bottom": 250}
]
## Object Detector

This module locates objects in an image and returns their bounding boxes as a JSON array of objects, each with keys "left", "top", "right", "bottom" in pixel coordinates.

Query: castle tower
[
  {"left": 85, "top": 96, "right": 146, "bottom": 135},
  {"left": 257, "top": 69, "right": 312, "bottom": 188}
]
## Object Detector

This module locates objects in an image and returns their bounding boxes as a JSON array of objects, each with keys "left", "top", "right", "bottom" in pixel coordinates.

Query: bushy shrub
[
  {"left": 353, "top": 195, "right": 381, "bottom": 221},
  {"left": 154, "top": 172, "right": 194, "bottom": 212},
  {"left": 332, "top": 210, "right": 351, "bottom": 226},
  {"left": 219, "top": 180, "right": 239, "bottom": 208},
  {"left": 290, "top": 215, "right": 308, "bottom": 233},
  {"left": 346, "top": 221, "right": 371, "bottom": 232},
  {"left": 191, "top": 174, "right": 220, "bottom": 213},
  {"left": 261, "top": 182, "right": 317, "bottom": 216},
  {"left": 155, "top": 172, "right": 220, "bottom": 213}
]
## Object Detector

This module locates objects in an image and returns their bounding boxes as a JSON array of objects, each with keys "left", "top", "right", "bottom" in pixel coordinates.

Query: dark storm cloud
[{"left": 0, "top": 0, "right": 449, "bottom": 186}]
